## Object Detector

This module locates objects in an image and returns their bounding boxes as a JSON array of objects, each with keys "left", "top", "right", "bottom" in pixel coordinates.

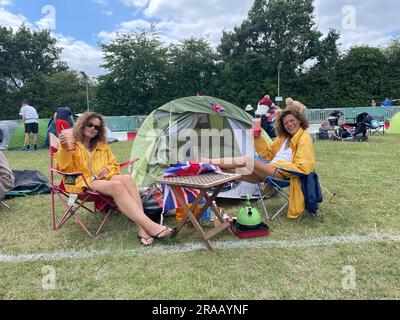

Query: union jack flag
[
  {"left": 211, "top": 103, "right": 224, "bottom": 113},
  {"left": 162, "top": 162, "right": 222, "bottom": 212}
]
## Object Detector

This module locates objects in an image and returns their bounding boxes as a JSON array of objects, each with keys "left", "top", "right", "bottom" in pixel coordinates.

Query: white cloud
[
  {"left": 314, "top": 0, "right": 400, "bottom": 50},
  {"left": 0, "top": 7, "right": 103, "bottom": 77},
  {"left": 121, "top": 0, "right": 149, "bottom": 8},
  {"left": 56, "top": 35, "right": 105, "bottom": 77},
  {"left": 99, "top": 0, "right": 253, "bottom": 47},
  {"left": 35, "top": 5, "right": 56, "bottom": 30},
  {"left": 0, "top": 7, "right": 32, "bottom": 29},
  {"left": 102, "top": 10, "right": 113, "bottom": 16},
  {"left": 0, "top": 0, "right": 13, "bottom": 7},
  {"left": 98, "top": 19, "right": 153, "bottom": 42},
  {"left": 92, "top": 0, "right": 109, "bottom": 5}
]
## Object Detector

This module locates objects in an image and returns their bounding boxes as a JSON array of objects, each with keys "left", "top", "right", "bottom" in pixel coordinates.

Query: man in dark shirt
[{"left": 55, "top": 106, "right": 75, "bottom": 134}]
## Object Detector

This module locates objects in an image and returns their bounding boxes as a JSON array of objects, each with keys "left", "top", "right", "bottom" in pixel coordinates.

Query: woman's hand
[
  {"left": 58, "top": 131, "right": 69, "bottom": 148},
  {"left": 96, "top": 168, "right": 110, "bottom": 180}
]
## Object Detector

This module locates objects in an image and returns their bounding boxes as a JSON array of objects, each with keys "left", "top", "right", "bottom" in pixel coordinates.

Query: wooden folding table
[{"left": 157, "top": 172, "right": 241, "bottom": 250}]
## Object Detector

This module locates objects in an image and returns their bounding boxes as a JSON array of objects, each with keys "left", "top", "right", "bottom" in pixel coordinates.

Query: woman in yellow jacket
[
  {"left": 202, "top": 107, "right": 315, "bottom": 218},
  {"left": 55, "top": 112, "right": 172, "bottom": 246}
]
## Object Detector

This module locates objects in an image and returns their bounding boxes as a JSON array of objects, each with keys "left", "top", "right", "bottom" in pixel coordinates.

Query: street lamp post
[
  {"left": 81, "top": 72, "right": 90, "bottom": 112},
  {"left": 85, "top": 80, "right": 90, "bottom": 112},
  {"left": 277, "top": 61, "right": 283, "bottom": 105}
]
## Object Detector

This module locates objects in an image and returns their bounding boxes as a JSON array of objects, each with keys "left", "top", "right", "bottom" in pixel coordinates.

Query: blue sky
[
  {"left": 2, "top": 0, "right": 152, "bottom": 46},
  {"left": 0, "top": 0, "right": 399, "bottom": 77}
]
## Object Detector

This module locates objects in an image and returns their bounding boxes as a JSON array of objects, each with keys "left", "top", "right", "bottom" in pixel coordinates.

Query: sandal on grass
[
  {"left": 137, "top": 235, "right": 154, "bottom": 246},
  {"left": 152, "top": 226, "right": 173, "bottom": 240}
]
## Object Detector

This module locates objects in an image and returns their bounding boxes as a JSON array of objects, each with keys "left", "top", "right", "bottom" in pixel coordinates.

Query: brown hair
[
  {"left": 73, "top": 112, "right": 106, "bottom": 150},
  {"left": 274, "top": 106, "right": 309, "bottom": 139}
]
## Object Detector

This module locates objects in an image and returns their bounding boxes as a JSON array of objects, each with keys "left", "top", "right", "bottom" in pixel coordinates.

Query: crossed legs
[{"left": 91, "top": 174, "right": 171, "bottom": 246}]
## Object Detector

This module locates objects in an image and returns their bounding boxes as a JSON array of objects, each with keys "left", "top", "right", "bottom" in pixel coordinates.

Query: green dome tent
[
  {"left": 8, "top": 119, "right": 48, "bottom": 149},
  {"left": 130, "top": 96, "right": 271, "bottom": 194},
  {"left": 388, "top": 112, "right": 400, "bottom": 134},
  {"left": 0, "top": 119, "right": 48, "bottom": 150}
]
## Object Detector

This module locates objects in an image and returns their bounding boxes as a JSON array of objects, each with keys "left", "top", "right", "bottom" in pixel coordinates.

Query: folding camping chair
[
  {"left": 257, "top": 167, "right": 336, "bottom": 220},
  {"left": 49, "top": 133, "right": 137, "bottom": 237},
  {"left": 367, "top": 116, "right": 385, "bottom": 136}
]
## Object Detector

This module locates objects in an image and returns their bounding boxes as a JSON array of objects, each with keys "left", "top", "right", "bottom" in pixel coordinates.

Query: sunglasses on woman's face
[{"left": 86, "top": 122, "right": 101, "bottom": 131}]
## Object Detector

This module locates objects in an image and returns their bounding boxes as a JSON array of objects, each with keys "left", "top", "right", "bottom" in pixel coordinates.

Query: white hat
[{"left": 245, "top": 104, "right": 253, "bottom": 111}]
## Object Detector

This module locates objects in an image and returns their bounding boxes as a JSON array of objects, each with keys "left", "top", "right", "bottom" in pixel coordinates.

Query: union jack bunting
[
  {"left": 211, "top": 103, "right": 224, "bottom": 113},
  {"left": 162, "top": 162, "right": 222, "bottom": 212}
]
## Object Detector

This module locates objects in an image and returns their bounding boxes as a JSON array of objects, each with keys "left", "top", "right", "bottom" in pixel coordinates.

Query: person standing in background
[
  {"left": 370, "top": 99, "right": 377, "bottom": 107},
  {"left": 245, "top": 104, "right": 255, "bottom": 118},
  {"left": 19, "top": 100, "right": 39, "bottom": 151},
  {"left": 382, "top": 98, "right": 393, "bottom": 108},
  {"left": 55, "top": 106, "right": 75, "bottom": 134}
]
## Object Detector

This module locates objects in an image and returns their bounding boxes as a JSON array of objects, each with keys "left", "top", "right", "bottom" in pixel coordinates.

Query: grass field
[{"left": 0, "top": 134, "right": 399, "bottom": 299}]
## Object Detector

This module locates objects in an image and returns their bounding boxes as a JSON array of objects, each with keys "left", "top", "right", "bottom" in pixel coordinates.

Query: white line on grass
[{"left": 1, "top": 232, "right": 399, "bottom": 263}]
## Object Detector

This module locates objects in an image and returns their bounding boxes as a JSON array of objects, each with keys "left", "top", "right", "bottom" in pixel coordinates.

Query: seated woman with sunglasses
[{"left": 55, "top": 112, "right": 172, "bottom": 246}]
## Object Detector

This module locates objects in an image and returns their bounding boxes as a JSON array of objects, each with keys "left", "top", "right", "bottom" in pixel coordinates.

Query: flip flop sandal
[
  {"left": 137, "top": 235, "right": 154, "bottom": 246},
  {"left": 153, "top": 226, "right": 173, "bottom": 240}
]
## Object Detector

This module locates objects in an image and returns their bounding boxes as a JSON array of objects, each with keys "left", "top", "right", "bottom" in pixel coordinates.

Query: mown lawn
[{"left": 0, "top": 134, "right": 399, "bottom": 299}]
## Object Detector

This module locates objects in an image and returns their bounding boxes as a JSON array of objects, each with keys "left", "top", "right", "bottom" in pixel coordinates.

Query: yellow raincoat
[
  {"left": 55, "top": 141, "right": 120, "bottom": 194},
  {"left": 254, "top": 128, "right": 316, "bottom": 218}
]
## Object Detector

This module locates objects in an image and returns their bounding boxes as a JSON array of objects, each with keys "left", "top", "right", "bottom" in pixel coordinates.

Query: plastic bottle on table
[{"left": 200, "top": 200, "right": 214, "bottom": 226}]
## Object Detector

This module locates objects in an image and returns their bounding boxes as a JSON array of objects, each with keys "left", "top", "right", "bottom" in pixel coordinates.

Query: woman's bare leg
[
  {"left": 252, "top": 160, "right": 284, "bottom": 180},
  {"left": 91, "top": 179, "right": 171, "bottom": 240},
  {"left": 201, "top": 155, "right": 248, "bottom": 170},
  {"left": 111, "top": 175, "right": 144, "bottom": 211},
  {"left": 204, "top": 156, "right": 284, "bottom": 180},
  {"left": 109, "top": 175, "right": 155, "bottom": 244},
  {"left": 223, "top": 168, "right": 264, "bottom": 183}
]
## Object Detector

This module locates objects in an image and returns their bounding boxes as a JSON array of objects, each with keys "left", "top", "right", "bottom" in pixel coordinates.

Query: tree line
[{"left": 1, "top": 0, "right": 399, "bottom": 120}]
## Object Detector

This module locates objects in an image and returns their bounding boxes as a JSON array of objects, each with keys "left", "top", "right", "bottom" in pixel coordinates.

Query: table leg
[
  {"left": 170, "top": 184, "right": 235, "bottom": 250},
  {"left": 171, "top": 186, "right": 213, "bottom": 250}
]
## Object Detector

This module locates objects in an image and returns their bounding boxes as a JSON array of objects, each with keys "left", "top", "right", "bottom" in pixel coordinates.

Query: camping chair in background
[
  {"left": 367, "top": 117, "right": 385, "bottom": 136},
  {"left": 257, "top": 167, "right": 335, "bottom": 220},
  {"left": 49, "top": 133, "right": 137, "bottom": 237}
]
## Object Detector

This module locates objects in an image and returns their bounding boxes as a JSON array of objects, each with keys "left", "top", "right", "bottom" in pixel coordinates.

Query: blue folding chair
[{"left": 257, "top": 167, "right": 335, "bottom": 220}]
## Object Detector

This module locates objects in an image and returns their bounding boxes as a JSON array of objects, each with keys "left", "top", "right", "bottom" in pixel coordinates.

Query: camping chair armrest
[
  {"left": 50, "top": 169, "right": 93, "bottom": 190},
  {"left": 120, "top": 157, "right": 139, "bottom": 169},
  {"left": 275, "top": 166, "right": 307, "bottom": 178},
  {"left": 50, "top": 168, "right": 83, "bottom": 177}
]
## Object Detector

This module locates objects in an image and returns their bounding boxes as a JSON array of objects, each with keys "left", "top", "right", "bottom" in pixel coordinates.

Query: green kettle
[{"left": 236, "top": 195, "right": 262, "bottom": 228}]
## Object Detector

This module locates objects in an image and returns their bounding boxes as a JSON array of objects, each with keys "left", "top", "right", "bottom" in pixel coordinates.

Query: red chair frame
[{"left": 49, "top": 134, "right": 137, "bottom": 237}]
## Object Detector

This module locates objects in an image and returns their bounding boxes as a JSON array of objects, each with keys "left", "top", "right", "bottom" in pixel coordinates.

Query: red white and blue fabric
[
  {"left": 162, "top": 162, "right": 222, "bottom": 212},
  {"left": 211, "top": 103, "right": 224, "bottom": 113}
]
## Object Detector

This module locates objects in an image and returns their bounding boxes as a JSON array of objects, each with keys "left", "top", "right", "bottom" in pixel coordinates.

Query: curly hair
[
  {"left": 73, "top": 112, "right": 106, "bottom": 150},
  {"left": 274, "top": 106, "right": 309, "bottom": 139}
]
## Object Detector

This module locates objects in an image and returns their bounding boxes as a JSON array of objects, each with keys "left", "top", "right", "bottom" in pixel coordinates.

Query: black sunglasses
[{"left": 86, "top": 122, "right": 101, "bottom": 131}]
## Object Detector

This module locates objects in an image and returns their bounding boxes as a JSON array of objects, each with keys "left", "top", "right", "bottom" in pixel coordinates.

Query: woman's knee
[{"left": 108, "top": 180, "right": 126, "bottom": 196}]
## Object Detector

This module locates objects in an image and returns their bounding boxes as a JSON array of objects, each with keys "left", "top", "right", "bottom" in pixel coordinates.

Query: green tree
[
  {"left": 0, "top": 26, "right": 64, "bottom": 91},
  {"left": 97, "top": 28, "right": 168, "bottom": 115},
  {"left": 383, "top": 38, "right": 400, "bottom": 100},
  {"left": 166, "top": 38, "right": 219, "bottom": 98},
  {"left": 334, "top": 46, "right": 391, "bottom": 107},
  {"left": 217, "top": 0, "right": 331, "bottom": 107},
  {"left": 0, "top": 26, "right": 70, "bottom": 119},
  {"left": 1, "top": 71, "right": 89, "bottom": 120}
]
